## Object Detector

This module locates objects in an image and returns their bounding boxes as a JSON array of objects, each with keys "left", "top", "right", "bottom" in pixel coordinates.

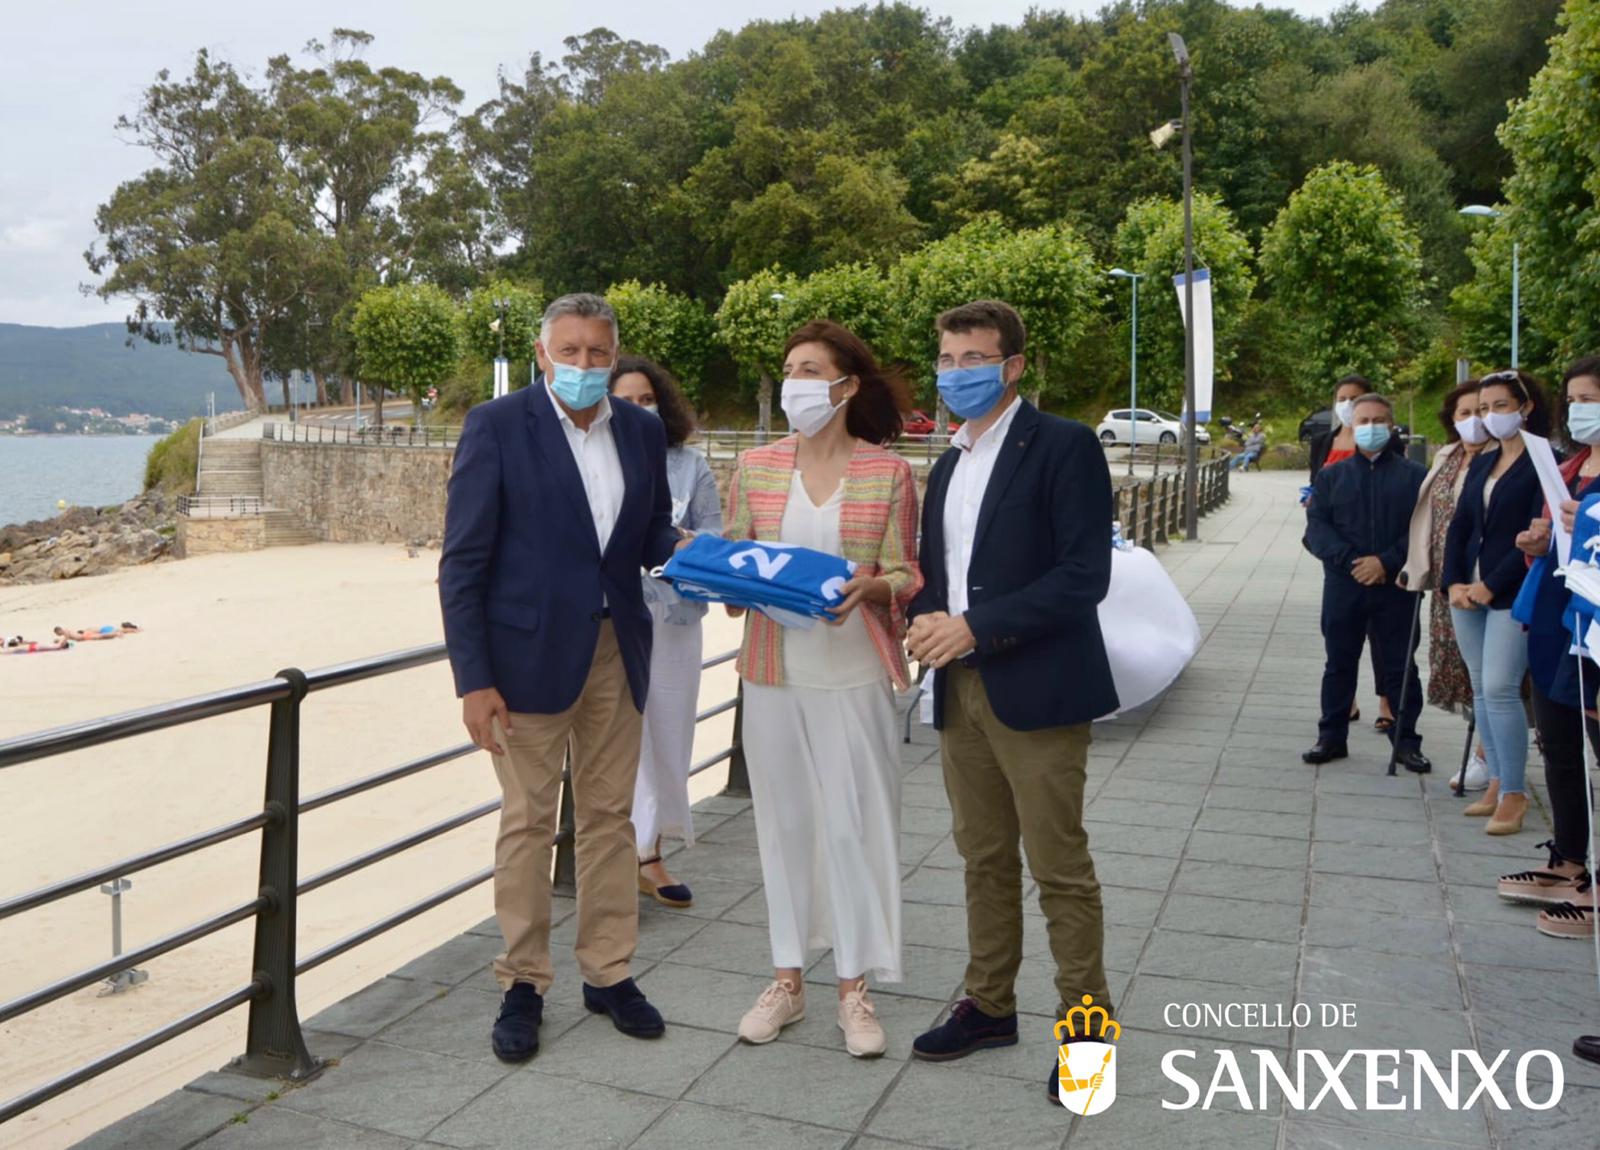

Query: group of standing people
[
  {"left": 1300, "top": 362, "right": 1599, "bottom": 1065},
  {"left": 438, "top": 293, "right": 1118, "bottom": 1099}
]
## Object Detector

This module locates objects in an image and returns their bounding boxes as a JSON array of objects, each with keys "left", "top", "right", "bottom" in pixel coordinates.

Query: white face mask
[
  {"left": 1454, "top": 415, "right": 1488, "bottom": 445},
  {"left": 1483, "top": 409, "right": 1525, "bottom": 442},
  {"left": 781, "top": 376, "right": 847, "bottom": 438},
  {"left": 1334, "top": 398, "right": 1356, "bottom": 428}
]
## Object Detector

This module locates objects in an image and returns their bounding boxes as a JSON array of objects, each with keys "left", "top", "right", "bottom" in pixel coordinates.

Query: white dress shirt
[
  {"left": 548, "top": 382, "right": 626, "bottom": 555},
  {"left": 942, "top": 395, "right": 1023, "bottom": 618}
]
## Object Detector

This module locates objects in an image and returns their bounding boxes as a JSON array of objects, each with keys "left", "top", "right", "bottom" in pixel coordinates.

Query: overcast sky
[{"left": 1, "top": 0, "right": 1371, "bottom": 328}]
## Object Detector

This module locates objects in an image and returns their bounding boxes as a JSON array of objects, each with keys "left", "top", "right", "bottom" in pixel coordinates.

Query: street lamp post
[
  {"left": 1109, "top": 269, "right": 1143, "bottom": 477},
  {"left": 492, "top": 297, "right": 510, "bottom": 399},
  {"left": 1170, "top": 32, "right": 1198, "bottom": 541},
  {"left": 1460, "top": 204, "right": 1519, "bottom": 369}
]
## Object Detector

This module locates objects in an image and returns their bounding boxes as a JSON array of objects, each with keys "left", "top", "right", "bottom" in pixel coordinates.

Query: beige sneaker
[
  {"left": 838, "top": 987, "right": 888, "bottom": 1058},
  {"left": 739, "top": 980, "right": 805, "bottom": 1044}
]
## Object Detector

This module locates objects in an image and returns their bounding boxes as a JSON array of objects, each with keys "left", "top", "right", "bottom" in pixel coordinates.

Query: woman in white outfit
[
  {"left": 723, "top": 320, "right": 922, "bottom": 1058},
  {"left": 610, "top": 356, "right": 722, "bottom": 908}
]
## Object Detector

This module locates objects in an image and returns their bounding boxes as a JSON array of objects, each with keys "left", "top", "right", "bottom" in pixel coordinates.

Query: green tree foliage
[
  {"left": 85, "top": 51, "right": 328, "bottom": 411},
  {"left": 713, "top": 268, "right": 800, "bottom": 431},
  {"left": 605, "top": 281, "right": 717, "bottom": 401},
  {"left": 143, "top": 419, "right": 203, "bottom": 494},
  {"left": 1260, "top": 162, "right": 1424, "bottom": 400},
  {"left": 787, "top": 263, "right": 893, "bottom": 353},
  {"left": 1113, "top": 193, "right": 1256, "bottom": 410},
  {"left": 459, "top": 279, "right": 544, "bottom": 364},
  {"left": 886, "top": 218, "right": 1100, "bottom": 404},
  {"left": 1493, "top": 0, "right": 1600, "bottom": 371},
  {"left": 88, "top": 2, "right": 1570, "bottom": 426},
  {"left": 351, "top": 284, "right": 461, "bottom": 417}
]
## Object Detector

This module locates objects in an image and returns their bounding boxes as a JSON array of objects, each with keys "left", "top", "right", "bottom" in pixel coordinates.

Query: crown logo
[{"left": 1054, "top": 995, "right": 1121, "bottom": 1044}]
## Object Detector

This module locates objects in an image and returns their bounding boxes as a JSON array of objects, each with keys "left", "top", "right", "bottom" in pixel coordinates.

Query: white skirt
[
  {"left": 741, "top": 678, "right": 902, "bottom": 982},
  {"left": 632, "top": 612, "right": 704, "bottom": 853}
]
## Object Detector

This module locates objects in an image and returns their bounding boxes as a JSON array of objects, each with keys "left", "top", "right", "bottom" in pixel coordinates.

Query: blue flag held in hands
[{"left": 656, "top": 534, "right": 857, "bottom": 629}]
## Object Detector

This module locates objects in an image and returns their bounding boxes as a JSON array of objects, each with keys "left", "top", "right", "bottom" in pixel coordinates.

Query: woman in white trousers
[
  {"left": 723, "top": 321, "right": 921, "bottom": 1058},
  {"left": 610, "top": 357, "right": 722, "bottom": 907}
]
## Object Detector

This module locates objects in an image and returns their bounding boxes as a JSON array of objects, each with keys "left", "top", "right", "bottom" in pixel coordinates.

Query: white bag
[
  {"left": 1095, "top": 543, "right": 1201, "bottom": 719},
  {"left": 917, "top": 541, "right": 1199, "bottom": 726}
]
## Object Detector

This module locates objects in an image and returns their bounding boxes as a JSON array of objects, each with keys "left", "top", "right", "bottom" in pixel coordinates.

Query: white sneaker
[
  {"left": 739, "top": 980, "right": 805, "bottom": 1044},
  {"left": 838, "top": 988, "right": 887, "bottom": 1058},
  {"left": 1453, "top": 751, "right": 1490, "bottom": 793}
]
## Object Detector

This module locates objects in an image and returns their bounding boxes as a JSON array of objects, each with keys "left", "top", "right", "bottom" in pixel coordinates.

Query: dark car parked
[{"left": 1298, "top": 408, "right": 1410, "bottom": 443}]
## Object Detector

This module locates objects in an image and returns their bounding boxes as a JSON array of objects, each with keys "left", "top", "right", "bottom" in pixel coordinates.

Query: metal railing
[
  {"left": 695, "top": 428, "right": 956, "bottom": 467},
  {"left": 1114, "top": 453, "right": 1231, "bottom": 550},
  {"left": 0, "top": 642, "right": 745, "bottom": 1125},
  {"left": 263, "top": 422, "right": 462, "bottom": 448},
  {"left": 177, "top": 494, "right": 265, "bottom": 519}
]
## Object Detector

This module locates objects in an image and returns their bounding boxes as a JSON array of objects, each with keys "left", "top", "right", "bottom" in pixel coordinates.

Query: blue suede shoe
[
  {"left": 583, "top": 977, "right": 666, "bottom": 1038},
  {"left": 490, "top": 982, "right": 543, "bottom": 1063},
  {"left": 639, "top": 857, "right": 693, "bottom": 908},
  {"left": 911, "top": 998, "right": 1018, "bottom": 1061}
]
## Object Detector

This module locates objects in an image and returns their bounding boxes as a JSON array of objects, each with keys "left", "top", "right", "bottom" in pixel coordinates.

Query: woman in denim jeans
[{"left": 1442, "top": 370, "right": 1555, "bottom": 835}]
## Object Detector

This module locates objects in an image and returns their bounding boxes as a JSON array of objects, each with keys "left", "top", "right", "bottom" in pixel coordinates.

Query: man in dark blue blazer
[
  {"left": 439, "top": 293, "right": 682, "bottom": 1062},
  {"left": 904, "top": 300, "right": 1116, "bottom": 1102},
  {"left": 1302, "top": 393, "right": 1431, "bottom": 773}
]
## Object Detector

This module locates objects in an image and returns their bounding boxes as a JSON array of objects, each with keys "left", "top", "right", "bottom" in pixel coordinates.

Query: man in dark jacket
[
  {"left": 1303, "top": 393, "right": 1431, "bottom": 772},
  {"left": 904, "top": 299, "right": 1116, "bottom": 1102}
]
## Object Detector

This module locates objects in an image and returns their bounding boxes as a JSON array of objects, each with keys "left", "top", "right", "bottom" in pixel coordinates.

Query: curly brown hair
[
  {"left": 782, "top": 321, "right": 911, "bottom": 445},
  {"left": 609, "top": 355, "right": 695, "bottom": 447}
]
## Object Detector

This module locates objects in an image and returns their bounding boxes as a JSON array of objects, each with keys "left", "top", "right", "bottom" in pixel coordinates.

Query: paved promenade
[{"left": 82, "top": 472, "right": 1598, "bottom": 1149}]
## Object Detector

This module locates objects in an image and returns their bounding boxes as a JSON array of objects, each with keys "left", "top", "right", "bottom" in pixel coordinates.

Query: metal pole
[
  {"left": 724, "top": 682, "right": 751, "bottom": 797},
  {"left": 1385, "top": 595, "right": 1424, "bottom": 778},
  {"left": 1129, "top": 277, "right": 1138, "bottom": 478},
  {"left": 98, "top": 878, "right": 149, "bottom": 993},
  {"left": 1180, "top": 69, "right": 1198, "bottom": 541},
  {"left": 234, "top": 669, "right": 320, "bottom": 1081},
  {"left": 552, "top": 740, "right": 578, "bottom": 896},
  {"left": 1511, "top": 240, "right": 1520, "bottom": 370}
]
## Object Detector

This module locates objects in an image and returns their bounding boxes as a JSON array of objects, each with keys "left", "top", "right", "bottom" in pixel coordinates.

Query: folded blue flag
[{"left": 656, "top": 535, "right": 857, "bottom": 628}]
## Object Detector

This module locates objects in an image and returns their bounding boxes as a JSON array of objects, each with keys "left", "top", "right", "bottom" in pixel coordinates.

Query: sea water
[{"left": 0, "top": 437, "right": 154, "bottom": 528}]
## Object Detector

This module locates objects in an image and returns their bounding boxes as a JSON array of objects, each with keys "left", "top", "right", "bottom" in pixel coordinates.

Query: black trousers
[
  {"left": 1529, "top": 677, "right": 1598, "bottom": 864},
  {"left": 1318, "top": 575, "right": 1422, "bottom": 751}
]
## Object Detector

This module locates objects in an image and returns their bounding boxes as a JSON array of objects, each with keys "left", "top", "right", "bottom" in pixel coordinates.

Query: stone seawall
[
  {"left": 261, "top": 441, "right": 453, "bottom": 545},
  {"left": 258, "top": 440, "right": 933, "bottom": 547},
  {"left": 176, "top": 516, "right": 263, "bottom": 557}
]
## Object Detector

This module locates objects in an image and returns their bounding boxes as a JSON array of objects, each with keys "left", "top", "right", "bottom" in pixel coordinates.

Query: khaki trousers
[
  {"left": 940, "top": 661, "right": 1111, "bottom": 1020},
  {"left": 490, "top": 621, "right": 643, "bottom": 993}
]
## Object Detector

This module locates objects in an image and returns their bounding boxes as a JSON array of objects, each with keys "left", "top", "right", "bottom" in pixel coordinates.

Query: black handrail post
[
  {"left": 552, "top": 742, "right": 578, "bottom": 896},
  {"left": 233, "top": 667, "right": 321, "bottom": 1082},
  {"left": 723, "top": 682, "right": 751, "bottom": 798}
]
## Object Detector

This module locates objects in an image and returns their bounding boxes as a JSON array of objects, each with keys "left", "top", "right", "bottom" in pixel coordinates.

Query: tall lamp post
[
  {"left": 1169, "top": 32, "right": 1199, "bottom": 541},
  {"left": 492, "top": 297, "right": 510, "bottom": 399},
  {"left": 1459, "top": 205, "right": 1519, "bottom": 369},
  {"left": 1109, "top": 269, "right": 1143, "bottom": 477}
]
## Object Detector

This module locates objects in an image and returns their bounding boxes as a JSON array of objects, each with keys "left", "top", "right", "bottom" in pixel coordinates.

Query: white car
[{"left": 1096, "top": 408, "right": 1210, "bottom": 446}]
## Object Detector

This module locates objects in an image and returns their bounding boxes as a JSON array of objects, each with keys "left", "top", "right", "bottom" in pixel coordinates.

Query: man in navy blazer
[
  {"left": 439, "top": 293, "right": 682, "bottom": 1062},
  {"left": 904, "top": 300, "right": 1116, "bottom": 1102}
]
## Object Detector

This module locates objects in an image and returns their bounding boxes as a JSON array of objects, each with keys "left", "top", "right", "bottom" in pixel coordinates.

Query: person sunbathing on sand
[
  {"left": 53, "top": 622, "right": 140, "bottom": 641},
  {"left": 4, "top": 636, "right": 71, "bottom": 654}
]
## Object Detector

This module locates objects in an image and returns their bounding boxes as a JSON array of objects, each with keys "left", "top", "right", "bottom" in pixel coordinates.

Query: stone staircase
[
  {"left": 263, "top": 510, "right": 321, "bottom": 547},
  {"left": 196, "top": 439, "right": 264, "bottom": 497},
  {"left": 191, "top": 434, "right": 321, "bottom": 548}
]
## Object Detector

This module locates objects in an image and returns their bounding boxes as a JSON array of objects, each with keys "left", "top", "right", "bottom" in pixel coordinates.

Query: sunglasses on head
[{"left": 1480, "top": 370, "right": 1522, "bottom": 385}]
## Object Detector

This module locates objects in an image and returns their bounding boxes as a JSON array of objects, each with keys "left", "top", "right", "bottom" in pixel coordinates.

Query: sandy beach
[{"left": 0, "top": 545, "right": 742, "bottom": 1149}]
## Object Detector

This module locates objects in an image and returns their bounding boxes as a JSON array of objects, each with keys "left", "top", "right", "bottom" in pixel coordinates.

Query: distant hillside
[{"left": 0, "top": 323, "right": 244, "bottom": 422}]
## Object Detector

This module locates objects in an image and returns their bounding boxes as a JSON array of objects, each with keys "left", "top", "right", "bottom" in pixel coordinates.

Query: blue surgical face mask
[
  {"left": 549, "top": 360, "right": 612, "bottom": 411},
  {"left": 1570, "top": 402, "right": 1600, "bottom": 446},
  {"left": 1354, "top": 424, "right": 1391, "bottom": 454},
  {"left": 936, "top": 362, "right": 1009, "bottom": 420}
]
